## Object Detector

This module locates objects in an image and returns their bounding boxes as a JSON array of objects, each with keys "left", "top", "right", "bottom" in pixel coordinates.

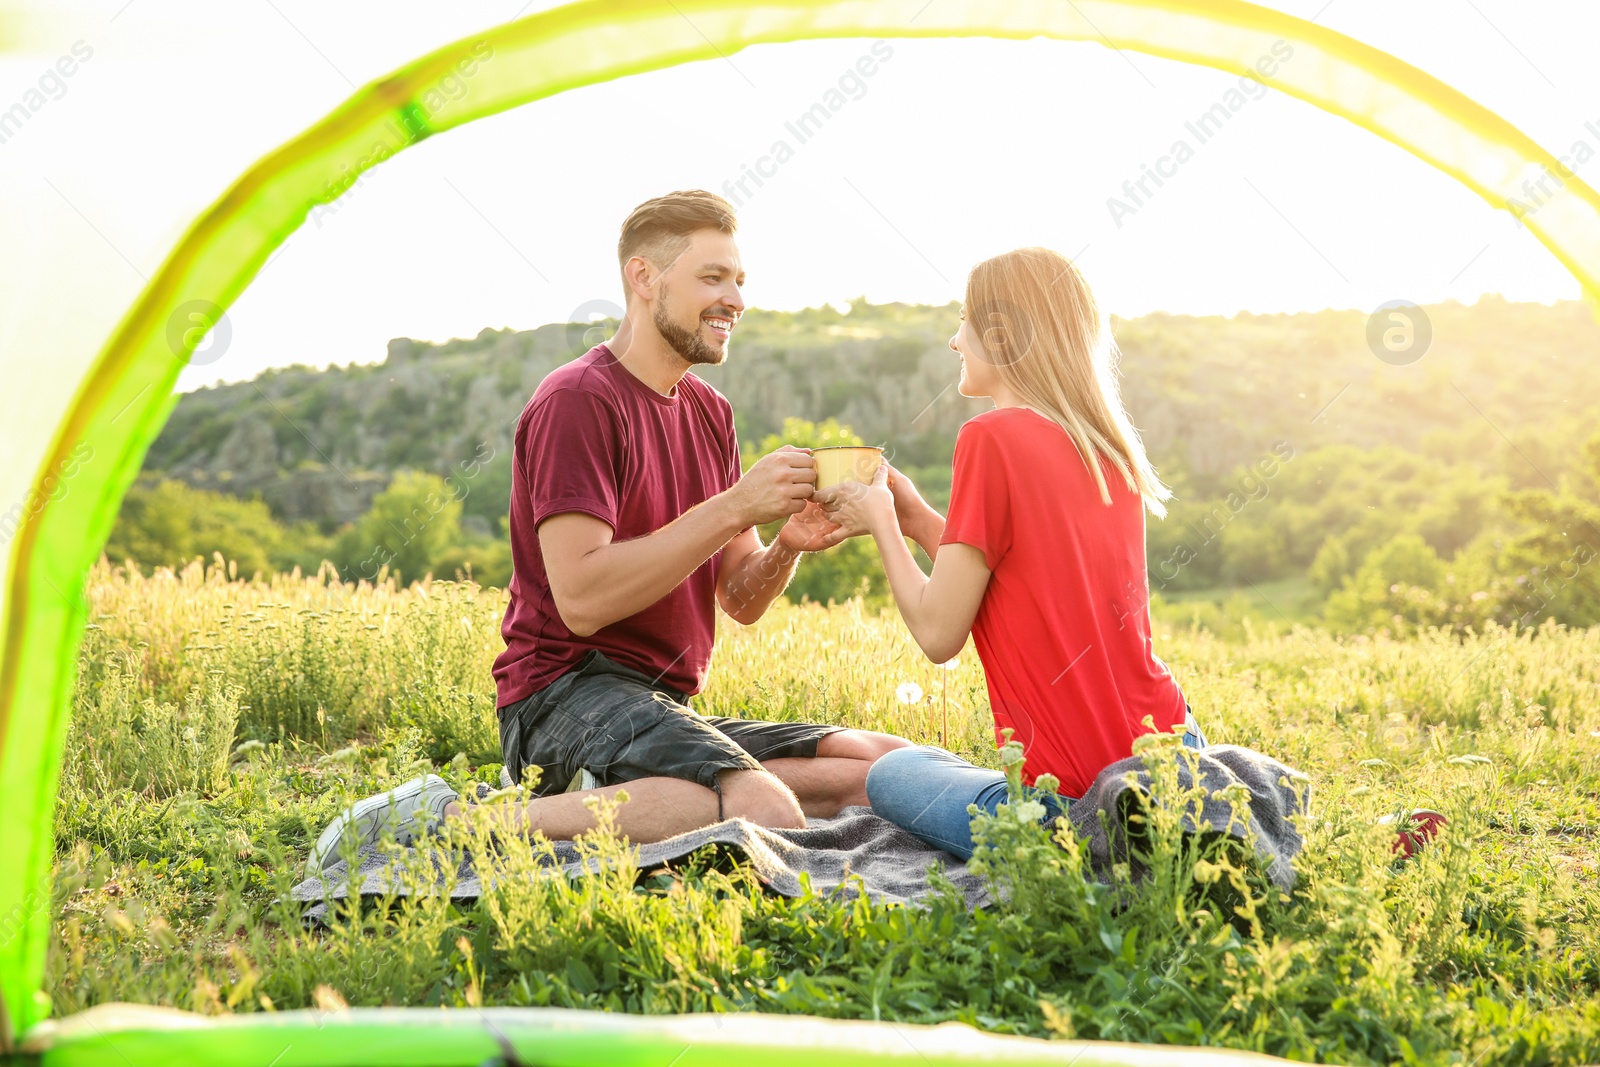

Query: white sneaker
[
  {"left": 305, "top": 774, "right": 459, "bottom": 876},
  {"left": 499, "top": 765, "right": 597, "bottom": 792}
]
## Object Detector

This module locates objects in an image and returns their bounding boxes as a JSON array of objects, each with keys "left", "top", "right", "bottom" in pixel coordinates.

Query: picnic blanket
[
  {"left": 291, "top": 743, "right": 1308, "bottom": 921},
  {"left": 1076, "top": 744, "right": 1310, "bottom": 890}
]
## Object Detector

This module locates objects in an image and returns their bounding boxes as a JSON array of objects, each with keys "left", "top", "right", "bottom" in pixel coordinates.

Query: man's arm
[
  {"left": 539, "top": 446, "right": 815, "bottom": 636},
  {"left": 716, "top": 501, "right": 841, "bottom": 624}
]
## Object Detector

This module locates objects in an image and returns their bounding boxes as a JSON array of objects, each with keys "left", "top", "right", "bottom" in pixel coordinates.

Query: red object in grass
[{"left": 1385, "top": 809, "right": 1448, "bottom": 858}]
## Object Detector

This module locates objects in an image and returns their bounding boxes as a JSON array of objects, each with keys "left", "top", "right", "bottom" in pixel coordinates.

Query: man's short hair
[{"left": 618, "top": 190, "right": 738, "bottom": 297}]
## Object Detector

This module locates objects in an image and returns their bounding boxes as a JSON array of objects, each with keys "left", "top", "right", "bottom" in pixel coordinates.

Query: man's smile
[{"left": 702, "top": 312, "right": 736, "bottom": 341}]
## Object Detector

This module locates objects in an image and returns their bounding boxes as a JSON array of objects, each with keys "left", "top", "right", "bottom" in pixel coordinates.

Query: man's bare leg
[
  {"left": 445, "top": 767, "right": 806, "bottom": 844},
  {"left": 761, "top": 758, "right": 874, "bottom": 818},
  {"left": 764, "top": 729, "right": 915, "bottom": 818}
]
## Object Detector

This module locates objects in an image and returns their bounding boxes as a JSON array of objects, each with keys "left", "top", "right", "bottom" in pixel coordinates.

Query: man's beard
[{"left": 654, "top": 290, "right": 726, "bottom": 367}]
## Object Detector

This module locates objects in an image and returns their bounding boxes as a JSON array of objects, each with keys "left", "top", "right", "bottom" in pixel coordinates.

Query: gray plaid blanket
[{"left": 291, "top": 743, "right": 1308, "bottom": 920}]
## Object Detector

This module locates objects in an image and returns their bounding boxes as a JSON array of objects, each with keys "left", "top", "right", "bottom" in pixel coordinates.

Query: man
[{"left": 308, "top": 190, "right": 909, "bottom": 873}]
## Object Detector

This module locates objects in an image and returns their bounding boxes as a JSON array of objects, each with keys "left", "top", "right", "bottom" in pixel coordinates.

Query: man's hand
[
  {"left": 776, "top": 501, "right": 845, "bottom": 553},
  {"left": 727, "top": 445, "right": 816, "bottom": 526}
]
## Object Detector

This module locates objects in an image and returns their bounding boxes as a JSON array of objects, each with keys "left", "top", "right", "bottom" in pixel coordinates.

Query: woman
[{"left": 817, "top": 246, "right": 1206, "bottom": 860}]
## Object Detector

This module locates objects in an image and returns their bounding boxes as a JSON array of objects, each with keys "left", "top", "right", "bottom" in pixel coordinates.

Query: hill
[{"left": 144, "top": 295, "right": 1600, "bottom": 533}]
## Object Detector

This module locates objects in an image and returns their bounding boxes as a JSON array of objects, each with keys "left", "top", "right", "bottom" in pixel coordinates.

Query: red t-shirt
[
  {"left": 492, "top": 345, "right": 742, "bottom": 707},
  {"left": 940, "top": 407, "right": 1186, "bottom": 797}
]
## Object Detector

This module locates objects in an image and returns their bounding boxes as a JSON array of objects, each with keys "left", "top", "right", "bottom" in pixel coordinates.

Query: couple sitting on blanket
[{"left": 308, "top": 189, "right": 1205, "bottom": 874}]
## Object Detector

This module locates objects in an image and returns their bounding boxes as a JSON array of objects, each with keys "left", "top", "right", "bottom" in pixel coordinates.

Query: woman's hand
[
  {"left": 883, "top": 463, "right": 945, "bottom": 559},
  {"left": 885, "top": 464, "right": 932, "bottom": 529},
  {"left": 821, "top": 462, "right": 989, "bottom": 664},
  {"left": 815, "top": 464, "right": 897, "bottom": 542}
]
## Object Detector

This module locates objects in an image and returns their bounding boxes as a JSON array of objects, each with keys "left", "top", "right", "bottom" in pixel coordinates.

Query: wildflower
[
  {"left": 896, "top": 682, "right": 923, "bottom": 705},
  {"left": 1014, "top": 799, "right": 1047, "bottom": 823},
  {"left": 938, "top": 657, "right": 960, "bottom": 670}
]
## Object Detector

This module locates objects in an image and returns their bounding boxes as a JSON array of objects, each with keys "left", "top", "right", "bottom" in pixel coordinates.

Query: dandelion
[
  {"left": 938, "top": 657, "right": 959, "bottom": 670},
  {"left": 896, "top": 682, "right": 923, "bottom": 705}
]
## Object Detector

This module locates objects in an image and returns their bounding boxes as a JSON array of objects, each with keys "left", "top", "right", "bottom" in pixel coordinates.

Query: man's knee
[
  {"left": 816, "top": 728, "right": 915, "bottom": 762},
  {"left": 718, "top": 768, "right": 806, "bottom": 829}
]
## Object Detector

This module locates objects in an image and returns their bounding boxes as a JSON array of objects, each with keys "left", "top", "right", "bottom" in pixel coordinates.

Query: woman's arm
[{"left": 818, "top": 466, "right": 990, "bottom": 663}]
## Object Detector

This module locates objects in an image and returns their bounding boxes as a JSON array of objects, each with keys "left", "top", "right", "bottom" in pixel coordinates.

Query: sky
[{"left": 0, "top": 0, "right": 1597, "bottom": 396}]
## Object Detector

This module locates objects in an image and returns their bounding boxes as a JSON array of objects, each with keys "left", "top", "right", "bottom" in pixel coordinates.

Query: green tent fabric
[
  {"left": 4, "top": 0, "right": 1599, "bottom": 1058},
  {"left": 19, "top": 1002, "right": 1301, "bottom": 1066}
]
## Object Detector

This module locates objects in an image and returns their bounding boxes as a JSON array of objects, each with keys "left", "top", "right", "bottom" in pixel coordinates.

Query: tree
[
  {"left": 342, "top": 470, "right": 464, "bottom": 585},
  {"left": 741, "top": 416, "right": 867, "bottom": 466},
  {"left": 1324, "top": 534, "right": 1448, "bottom": 634},
  {"left": 435, "top": 535, "right": 514, "bottom": 589},
  {"left": 1307, "top": 535, "right": 1351, "bottom": 597},
  {"left": 104, "top": 479, "right": 309, "bottom": 578},
  {"left": 1493, "top": 436, "right": 1600, "bottom": 627}
]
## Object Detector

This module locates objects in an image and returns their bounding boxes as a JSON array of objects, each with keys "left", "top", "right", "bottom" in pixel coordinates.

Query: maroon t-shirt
[{"left": 492, "top": 344, "right": 743, "bottom": 707}]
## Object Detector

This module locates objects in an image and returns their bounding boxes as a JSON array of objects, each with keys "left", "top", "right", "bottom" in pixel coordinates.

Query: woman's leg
[
  {"left": 865, "top": 745, "right": 1068, "bottom": 860},
  {"left": 1182, "top": 706, "right": 1209, "bottom": 749}
]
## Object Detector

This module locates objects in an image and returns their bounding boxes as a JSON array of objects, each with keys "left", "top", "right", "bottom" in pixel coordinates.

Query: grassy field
[
  {"left": 1155, "top": 576, "right": 1327, "bottom": 633},
  {"left": 45, "top": 558, "right": 1600, "bottom": 1064}
]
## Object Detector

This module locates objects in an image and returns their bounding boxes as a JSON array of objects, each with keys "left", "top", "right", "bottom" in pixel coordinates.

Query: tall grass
[{"left": 39, "top": 558, "right": 1600, "bottom": 1064}]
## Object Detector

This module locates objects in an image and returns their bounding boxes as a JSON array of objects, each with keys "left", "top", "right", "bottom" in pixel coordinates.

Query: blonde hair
[{"left": 964, "top": 247, "right": 1171, "bottom": 517}]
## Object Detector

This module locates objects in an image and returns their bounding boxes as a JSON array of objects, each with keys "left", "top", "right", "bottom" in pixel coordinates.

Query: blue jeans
[{"left": 865, "top": 711, "right": 1208, "bottom": 861}]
